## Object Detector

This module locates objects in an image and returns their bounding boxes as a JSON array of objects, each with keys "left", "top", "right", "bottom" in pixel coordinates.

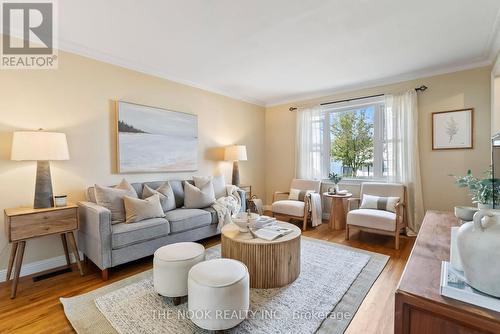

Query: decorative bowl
[
  {"left": 232, "top": 212, "right": 260, "bottom": 232},
  {"left": 454, "top": 206, "right": 479, "bottom": 223}
]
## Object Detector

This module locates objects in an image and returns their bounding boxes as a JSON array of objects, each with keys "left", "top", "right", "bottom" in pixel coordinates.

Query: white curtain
[
  {"left": 295, "top": 106, "right": 327, "bottom": 180},
  {"left": 385, "top": 91, "right": 424, "bottom": 234}
]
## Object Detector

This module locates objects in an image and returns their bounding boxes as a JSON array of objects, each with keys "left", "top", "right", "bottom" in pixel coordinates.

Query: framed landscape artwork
[
  {"left": 432, "top": 108, "right": 474, "bottom": 150},
  {"left": 116, "top": 101, "right": 198, "bottom": 173}
]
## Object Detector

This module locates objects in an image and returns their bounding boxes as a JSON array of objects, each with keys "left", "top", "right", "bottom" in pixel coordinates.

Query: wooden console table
[
  {"left": 395, "top": 211, "right": 500, "bottom": 333},
  {"left": 4, "top": 204, "right": 83, "bottom": 298}
]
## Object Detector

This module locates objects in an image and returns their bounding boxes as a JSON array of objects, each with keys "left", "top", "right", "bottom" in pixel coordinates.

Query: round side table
[{"left": 323, "top": 192, "right": 353, "bottom": 230}]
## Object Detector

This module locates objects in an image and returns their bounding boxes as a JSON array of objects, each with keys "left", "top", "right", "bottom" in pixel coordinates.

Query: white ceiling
[{"left": 57, "top": 0, "right": 500, "bottom": 106}]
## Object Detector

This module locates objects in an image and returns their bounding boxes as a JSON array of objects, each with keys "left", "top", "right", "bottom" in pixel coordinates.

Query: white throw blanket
[
  {"left": 212, "top": 185, "right": 242, "bottom": 231},
  {"left": 309, "top": 192, "right": 322, "bottom": 227}
]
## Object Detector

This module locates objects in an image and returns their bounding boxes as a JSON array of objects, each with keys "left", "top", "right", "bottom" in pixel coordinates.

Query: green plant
[
  {"left": 330, "top": 111, "right": 373, "bottom": 177},
  {"left": 452, "top": 169, "right": 500, "bottom": 206},
  {"left": 328, "top": 172, "right": 342, "bottom": 184}
]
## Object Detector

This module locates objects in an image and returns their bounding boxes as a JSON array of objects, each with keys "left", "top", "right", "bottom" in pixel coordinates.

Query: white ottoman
[
  {"left": 153, "top": 242, "right": 205, "bottom": 304},
  {"left": 188, "top": 258, "right": 250, "bottom": 330}
]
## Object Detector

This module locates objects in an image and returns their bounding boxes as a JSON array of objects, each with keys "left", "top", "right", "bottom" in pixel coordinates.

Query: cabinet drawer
[{"left": 9, "top": 208, "right": 78, "bottom": 241}]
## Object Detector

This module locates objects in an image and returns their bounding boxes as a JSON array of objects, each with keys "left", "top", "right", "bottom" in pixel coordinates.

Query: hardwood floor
[{"left": 0, "top": 221, "right": 414, "bottom": 334}]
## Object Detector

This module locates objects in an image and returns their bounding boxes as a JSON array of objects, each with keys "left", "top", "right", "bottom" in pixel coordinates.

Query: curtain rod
[{"left": 288, "top": 85, "right": 428, "bottom": 112}]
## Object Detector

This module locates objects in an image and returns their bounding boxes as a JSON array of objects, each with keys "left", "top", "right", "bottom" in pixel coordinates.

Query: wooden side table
[
  {"left": 323, "top": 192, "right": 352, "bottom": 230},
  {"left": 4, "top": 204, "right": 83, "bottom": 298}
]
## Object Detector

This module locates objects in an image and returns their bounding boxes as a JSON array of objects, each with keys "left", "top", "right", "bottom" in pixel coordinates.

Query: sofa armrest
[
  {"left": 347, "top": 197, "right": 361, "bottom": 212},
  {"left": 273, "top": 191, "right": 290, "bottom": 203},
  {"left": 77, "top": 201, "right": 112, "bottom": 270}
]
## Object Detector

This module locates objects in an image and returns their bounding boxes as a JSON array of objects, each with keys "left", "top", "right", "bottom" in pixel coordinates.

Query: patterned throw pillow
[
  {"left": 288, "top": 188, "right": 312, "bottom": 202},
  {"left": 360, "top": 194, "right": 400, "bottom": 213}
]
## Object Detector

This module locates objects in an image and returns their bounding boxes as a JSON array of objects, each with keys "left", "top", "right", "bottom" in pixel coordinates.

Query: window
[{"left": 323, "top": 97, "right": 387, "bottom": 180}]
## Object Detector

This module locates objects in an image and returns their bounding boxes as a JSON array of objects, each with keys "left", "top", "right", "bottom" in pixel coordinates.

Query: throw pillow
[
  {"left": 289, "top": 188, "right": 311, "bottom": 202},
  {"left": 142, "top": 182, "right": 176, "bottom": 212},
  {"left": 94, "top": 179, "right": 138, "bottom": 224},
  {"left": 184, "top": 180, "right": 216, "bottom": 209},
  {"left": 123, "top": 194, "right": 165, "bottom": 224},
  {"left": 360, "top": 194, "right": 400, "bottom": 213},
  {"left": 193, "top": 175, "right": 226, "bottom": 199}
]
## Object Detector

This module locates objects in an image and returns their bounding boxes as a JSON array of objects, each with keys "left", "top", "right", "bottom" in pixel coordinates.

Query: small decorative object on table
[
  {"left": 231, "top": 211, "right": 259, "bottom": 232},
  {"left": 328, "top": 172, "right": 342, "bottom": 194},
  {"left": 457, "top": 210, "right": 500, "bottom": 297},
  {"left": 453, "top": 206, "right": 478, "bottom": 224},
  {"left": 54, "top": 195, "right": 68, "bottom": 207}
]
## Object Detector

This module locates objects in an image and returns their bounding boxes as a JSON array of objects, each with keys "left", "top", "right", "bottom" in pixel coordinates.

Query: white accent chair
[
  {"left": 271, "top": 179, "right": 321, "bottom": 231},
  {"left": 346, "top": 183, "right": 406, "bottom": 249},
  {"left": 153, "top": 242, "right": 205, "bottom": 305},
  {"left": 188, "top": 258, "right": 250, "bottom": 330}
]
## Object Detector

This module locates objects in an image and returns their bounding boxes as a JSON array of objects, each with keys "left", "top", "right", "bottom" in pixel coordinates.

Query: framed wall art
[
  {"left": 116, "top": 101, "right": 198, "bottom": 173},
  {"left": 432, "top": 108, "right": 474, "bottom": 150}
]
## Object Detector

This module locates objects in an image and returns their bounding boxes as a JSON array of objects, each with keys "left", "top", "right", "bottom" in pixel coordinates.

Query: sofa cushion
[
  {"left": 165, "top": 208, "right": 212, "bottom": 233},
  {"left": 194, "top": 175, "right": 226, "bottom": 199},
  {"left": 111, "top": 217, "right": 170, "bottom": 249},
  {"left": 272, "top": 200, "right": 305, "bottom": 217},
  {"left": 169, "top": 180, "right": 187, "bottom": 208},
  {"left": 202, "top": 207, "right": 219, "bottom": 225},
  {"left": 347, "top": 209, "right": 398, "bottom": 232}
]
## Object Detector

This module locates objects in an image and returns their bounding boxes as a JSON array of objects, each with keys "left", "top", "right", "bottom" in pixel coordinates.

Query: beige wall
[
  {"left": 0, "top": 50, "right": 265, "bottom": 270},
  {"left": 265, "top": 67, "right": 492, "bottom": 214}
]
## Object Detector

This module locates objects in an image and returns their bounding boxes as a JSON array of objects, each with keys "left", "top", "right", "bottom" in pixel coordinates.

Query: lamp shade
[
  {"left": 11, "top": 131, "right": 70, "bottom": 161},
  {"left": 224, "top": 145, "right": 247, "bottom": 161}
]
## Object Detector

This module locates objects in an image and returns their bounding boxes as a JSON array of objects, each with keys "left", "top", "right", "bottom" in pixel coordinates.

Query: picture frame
[
  {"left": 432, "top": 108, "right": 474, "bottom": 150},
  {"left": 115, "top": 101, "right": 198, "bottom": 173}
]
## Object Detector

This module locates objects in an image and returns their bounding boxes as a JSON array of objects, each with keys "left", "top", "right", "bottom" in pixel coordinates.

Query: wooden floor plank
[{"left": 0, "top": 220, "right": 414, "bottom": 334}]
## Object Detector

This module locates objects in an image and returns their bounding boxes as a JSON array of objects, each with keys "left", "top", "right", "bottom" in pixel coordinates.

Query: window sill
[{"left": 322, "top": 178, "right": 388, "bottom": 186}]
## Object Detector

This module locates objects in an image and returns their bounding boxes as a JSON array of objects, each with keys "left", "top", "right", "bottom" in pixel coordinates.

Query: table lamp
[
  {"left": 224, "top": 145, "right": 247, "bottom": 187},
  {"left": 11, "top": 131, "right": 70, "bottom": 209}
]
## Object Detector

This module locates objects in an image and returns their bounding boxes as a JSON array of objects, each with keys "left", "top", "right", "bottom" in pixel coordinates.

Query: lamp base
[
  {"left": 34, "top": 160, "right": 54, "bottom": 209},
  {"left": 232, "top": 160, "right": 240, "bottom": 187}
]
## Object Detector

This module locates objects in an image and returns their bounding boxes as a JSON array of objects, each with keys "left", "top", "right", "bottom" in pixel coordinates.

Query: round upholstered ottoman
[
  {"left": 188, "top": 258, "right": 250, "bottom": 330},
  {"left": 153, "top": 242, "right": 205, "bottom": 305}
]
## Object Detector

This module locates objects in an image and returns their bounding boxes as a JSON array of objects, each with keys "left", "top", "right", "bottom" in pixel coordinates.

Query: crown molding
[
  {"left": 265, "top": 59, "right": 492, "bottom": 107},
  {"left": 486, "top": 6, "right": 500, "bottom": 62},
  {"left": 56, "top": 39, "right": 266, "bottom": 107}
]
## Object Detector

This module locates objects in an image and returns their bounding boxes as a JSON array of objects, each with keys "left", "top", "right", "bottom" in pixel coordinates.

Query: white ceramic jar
[{"left": 456, "top": 210, "right": 500, "bottom": 297}]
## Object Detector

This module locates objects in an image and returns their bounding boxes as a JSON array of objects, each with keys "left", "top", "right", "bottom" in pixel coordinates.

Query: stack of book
[{"left": 440, "top": 261, "right": 500, "bottom": 312}]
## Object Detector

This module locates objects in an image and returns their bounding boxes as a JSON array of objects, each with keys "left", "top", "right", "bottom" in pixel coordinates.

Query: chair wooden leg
[
  {"left": 101, "top": 269, "right": 109, "bottom": 281},
  {"left": 345, "top": 225, "right": 350, "bottom": 240},
  {"left": 302, "top": 212, "right": 308, "bottom": 231},
  {"left": 395, "top": 231, "right": 400, "bottom": 250}
]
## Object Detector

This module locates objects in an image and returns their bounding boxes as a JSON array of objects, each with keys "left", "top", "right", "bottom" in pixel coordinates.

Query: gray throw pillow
[
  {"left": 142, "top": 182, "right": 176, "bottom": 212},
  {"left": 94, "top": 179, "right": 138, "bottom": 224},
  {"left": 184, "top": 180, "right": 216, "bottom": 209},
  {"left": 123, "top": 194, "right": 165, "bottom": 224}
]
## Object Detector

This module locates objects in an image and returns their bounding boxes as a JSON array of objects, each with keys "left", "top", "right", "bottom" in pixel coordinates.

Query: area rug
[{"left": 61, "top": 237, "right": 388, "bottom": 334}]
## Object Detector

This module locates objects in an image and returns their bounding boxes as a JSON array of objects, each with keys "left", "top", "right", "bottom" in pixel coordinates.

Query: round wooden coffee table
[{"left": 221, "top": 222, "right": 301, "bottom": 289}]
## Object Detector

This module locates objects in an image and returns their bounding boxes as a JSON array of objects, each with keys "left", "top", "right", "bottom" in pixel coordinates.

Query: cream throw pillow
[
  {"left": 193, "top": 175, "right": 226, "bottom": 199},
  {"left": 123, "top": 194, "right": 165, "bottom": 224},
  {"left": 142, "top": 182, "right": 176, "bottom": 212},
  {"left": 360, "top": 194, "right": 400, "bottom": 213},
  {"left": 94, "top": 179, "right": 138, "bottom": 224},
  {"left": 184, "top": 181, "right": 216, "bottom": 209}
]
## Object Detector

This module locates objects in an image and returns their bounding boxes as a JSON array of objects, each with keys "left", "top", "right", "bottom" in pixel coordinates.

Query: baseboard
[{"left": 0, "top": 251, "right": 83, "bottom": 283}]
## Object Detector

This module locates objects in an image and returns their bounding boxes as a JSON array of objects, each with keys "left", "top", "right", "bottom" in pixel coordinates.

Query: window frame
[{"left": 323, "top": 96, "right": 387, "bottom": 182}]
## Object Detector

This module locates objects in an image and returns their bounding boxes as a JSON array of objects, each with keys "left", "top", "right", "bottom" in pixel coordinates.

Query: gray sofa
[{"left": 78, "top": 180, "right": 245, "bottom": 279}]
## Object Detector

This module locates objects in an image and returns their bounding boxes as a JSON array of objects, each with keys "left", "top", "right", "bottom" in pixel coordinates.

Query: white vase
[
  {"left": 456, "top": 210, "right": 500, "bottom": 297},
  {"left": 478, "top": 203, "right": 494, "bottom": 210}
]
